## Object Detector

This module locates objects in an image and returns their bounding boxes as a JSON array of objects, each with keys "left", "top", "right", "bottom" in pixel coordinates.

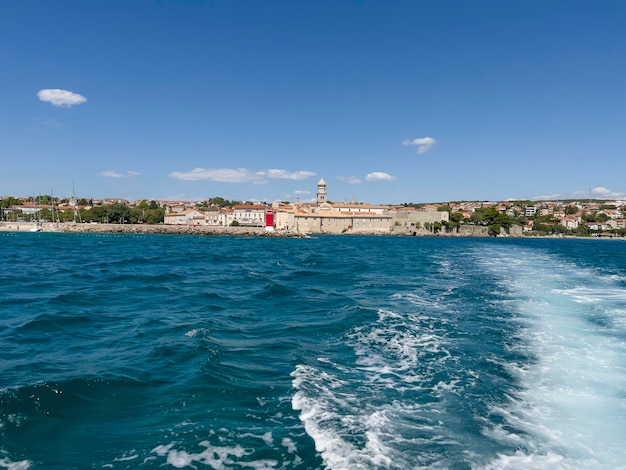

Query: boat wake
[{"left": 292, "top": 243, "right": 626, "bottom": 469}]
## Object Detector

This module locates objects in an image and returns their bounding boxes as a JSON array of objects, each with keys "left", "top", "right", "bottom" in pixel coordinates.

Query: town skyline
[
  {"left": 3, "top": 185, "right": 626, "bottom": 238},
  {"left": 0, "top": 188, "right": 626, "bottom": 206},
  {"left": 3, "top": 184, "right": 626, "bottom": 207}
]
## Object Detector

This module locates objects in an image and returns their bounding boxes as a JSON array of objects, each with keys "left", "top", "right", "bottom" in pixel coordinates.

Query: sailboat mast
[
  {"left": 51, "top": 189, "right": 56, "bottom": 223},
  {"left": 72, "top": 183, "right": 83, "bottom": 223}
]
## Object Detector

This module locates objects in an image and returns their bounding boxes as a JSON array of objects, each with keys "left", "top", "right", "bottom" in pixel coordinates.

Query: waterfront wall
[
  {"left": 0, "top": 222, "right": 297, "bottom": 237},
  {"left": 0, "top": 221, "right": 524, "bottom": 237}
]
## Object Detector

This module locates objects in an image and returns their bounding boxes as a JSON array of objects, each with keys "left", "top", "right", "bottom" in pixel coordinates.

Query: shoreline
[
  {"left": 0, "top": 222, "right": 302, "bottom": 237},
  {"left": 1, "top": 221, "right": 624, "bottom": 240}
]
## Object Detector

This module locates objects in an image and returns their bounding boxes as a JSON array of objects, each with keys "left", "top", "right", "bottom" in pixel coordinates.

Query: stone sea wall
[
  {"left": 0, "top": 222, "right": 524, "bottom": 237},
  {"left": 0, "top": 222, "right": 301, "bottom": 237}
]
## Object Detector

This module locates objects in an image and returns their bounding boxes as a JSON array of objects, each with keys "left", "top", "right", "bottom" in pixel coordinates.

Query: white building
[
  {"left": 164, "top": 209, "right": 206, "bottom": 225},
  {"left": 228, "top": 205, "right": 267, "bottom": 226}
]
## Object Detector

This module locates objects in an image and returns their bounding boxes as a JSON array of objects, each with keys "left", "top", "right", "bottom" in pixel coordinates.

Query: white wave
[
  {"left": 0, "top": 457, "right": 31, "bottom": 470},
  {"left": 291, "top": 381, "right": 397, "bottom": 469},
  {"left": 291, "top": 243, "right": 626, "bottom": 469},
  {"left": 478, "top": 246, "right": 626, "bottom": 469},
  {"left": 152, "top": 441, "right": 250, "bottom": 469},
  {"left": 150, "top": 427, "right": 301, "bottom": 469},
  {"left": 111, "top": 452, "right": 139, "bottom": 462},
  {"left": 281, "top": 437, "right": 297, "bottom": 454},
  {"left": 291, "top": 304, "right": 463, "bottom": 469},
  {"left": 0, "top": 394, "right": 31, "bottom": 470},
  {"left": 185, "top": 327, "right": 209, "bottom": 338},
  {"left": 239, "top": 431, "right": 274, "bottom": 447}
]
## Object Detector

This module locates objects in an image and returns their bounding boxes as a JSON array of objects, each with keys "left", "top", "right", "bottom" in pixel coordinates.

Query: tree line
[
  {"left": 0, "top": 198, "right": 164, "bottom": 224},
  {"left": 433, "top": 203, "right": 626, "bottom": 237}
]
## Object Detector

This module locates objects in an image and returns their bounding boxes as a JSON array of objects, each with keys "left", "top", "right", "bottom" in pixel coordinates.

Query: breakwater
[
  {"left": 0, "top": 222, "right": 301, "bottom": 237},
  {"left": 0, "top": 221, "right": 531, "bottom": 237}
]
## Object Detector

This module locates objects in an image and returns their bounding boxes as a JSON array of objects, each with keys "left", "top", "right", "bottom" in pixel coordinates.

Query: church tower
[{"left": 317, "top": 177, "right": 327, "bottom": 205}]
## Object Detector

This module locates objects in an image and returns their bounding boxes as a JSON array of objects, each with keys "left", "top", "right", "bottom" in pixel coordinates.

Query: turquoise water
[{"left": 1, "top": 233, "right": 625, "bottom": 469}]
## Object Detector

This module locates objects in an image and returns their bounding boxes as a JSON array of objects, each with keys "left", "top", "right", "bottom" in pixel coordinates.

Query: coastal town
[{"left": 1, "top": 178, "right": 626, "bottom": 238}]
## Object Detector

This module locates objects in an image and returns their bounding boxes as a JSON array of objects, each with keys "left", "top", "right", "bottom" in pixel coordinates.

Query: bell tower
[{"left": 317, "top": 177, "right": 327, "bottom": 205}]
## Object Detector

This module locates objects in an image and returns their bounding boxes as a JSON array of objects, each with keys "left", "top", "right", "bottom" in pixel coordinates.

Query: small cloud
[
  {"left": 256, "top": 169, "right": 316, "bottom": 180},
  {"left": 36, "top": 118, "right": 63, "bottom": 127},
  {"left": 98, "top": 170, "right": 140, "bottom": 178},
  {"left": 366, "top": 172, "right": 397, "bottom": 182},
  {"left": 337, "top": 175, "right": 362, "bottom": 184},
  {"left": 591, "top": 186, "right": 612, "bottom": 197},
  {"left": 532, "top": 193, "right": 563, "bottom": 201},
  {"left": 403, "top": 136, "right": 436, "bottom": 154},
  {"left": 590, "top": 186, "right": 625, "bottom": 199},
  {"left": 38, "top": 89, "right": 87, "bottom": 108},
  {"left": 294, "top": 190, "right": 311, "bottom": 195},
  {"left": 168, "top": 167, "right": 316, "bottom": 184},
  {"left": 169, "top": 168, "right": 261, "bottom": 183},
  {"left": 532, "top": 186, "right": 626, "bottom": 201}
]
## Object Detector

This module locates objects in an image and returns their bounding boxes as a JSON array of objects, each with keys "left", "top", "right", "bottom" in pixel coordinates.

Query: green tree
[
  {"left": 532, "top": 222, "right": 551, "bottom": 235},
  {"left": 582, "top": 212, "right": 597, "bottom": 222},
  {"left": 81, "top": 206, "right": 107, "bottom": 223},
  {"left": 0, "top": 198, "right": 11, "bottom": 221},
  {"left": 450, "top": 212, "right": 464, "bottom": 224},
  {"left": 1, "top": 197, "right": 23, "bottom": 206},
  {"left": 108, "top": 203, "right": 131, "bottom": 224},
  {"left": 31, "top": 195, "right": 52, "bottom": 205},
  {"left": 575, "top": 224, "right": 591, "bottom": 237},
  {"left": 57, "top": 209, "right": 75, "bottom": 222},
  {"left": 39, "top": 208, "right": 53, "bottom": 221},
  {"left": 565, "top": 205, "right": 579, "bottom": 214},
  {"left": 441, "top": 220, "right": 455, "bottom": 233},
  {"left": 470, "top": 211, "right": 484, "bottom": 225},
  {"left": 130, "top": 207, "right": 143, "bottom": 223},
  {"left": 472, "top": 207, "right": 513, "bottom": 236},
  {"left": 210, "top": 197, "right": 230, "bottom": 208},
  {"left": 144, "top": 208, "right": 165, "bottom": 224}
]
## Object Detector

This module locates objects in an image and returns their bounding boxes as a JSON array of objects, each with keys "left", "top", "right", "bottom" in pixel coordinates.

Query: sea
[{"left": 1, "top": 233, "right": 625, "bottom": 470}]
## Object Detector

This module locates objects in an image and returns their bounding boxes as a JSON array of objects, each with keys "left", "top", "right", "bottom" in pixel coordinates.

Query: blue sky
[{"left": 1, "top": 0, "right": 625, "bottom": 204}]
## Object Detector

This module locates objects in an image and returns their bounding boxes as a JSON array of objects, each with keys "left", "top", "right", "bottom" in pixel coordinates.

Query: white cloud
[
  {"left": 591, "top": 186, "right": 611, "bottom": 196},
  {"left": 403, "top": 136, "right": 436, "bottom": 154},
  {"left": 366, "top": 172, "right": 397, "bottom": 182},
  {"left": 37, "top": 89, "right": 87, "bottom": 107},
  {"left": 532, "top": 187, "right": 626, "bottom": 201},
  {"left": 98, "top": 170, "right": 140, "bottom": 178},
  {"left": 532, "top": 193, "right": 563, "bottom": 201},
  {"left": 256, "top": 169, "right": 316, "bottom": 180},
  {"left": 590, "top": 186, "right": 626, "bottom": 199},
  {"left": 337, "top": 175, "right": 362, "bottom": 184},
  {"left": 294, "top": 190, "right": 311, "bottom": 195},
  {"left": 169, "top": 168, "right": 259, "bottom": 183},
  {"left": 168, "top": 167, "right": 316, "bottom": 184},
  {"left": 36, "top": 118, "right": 62, "bottom": 127}
]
